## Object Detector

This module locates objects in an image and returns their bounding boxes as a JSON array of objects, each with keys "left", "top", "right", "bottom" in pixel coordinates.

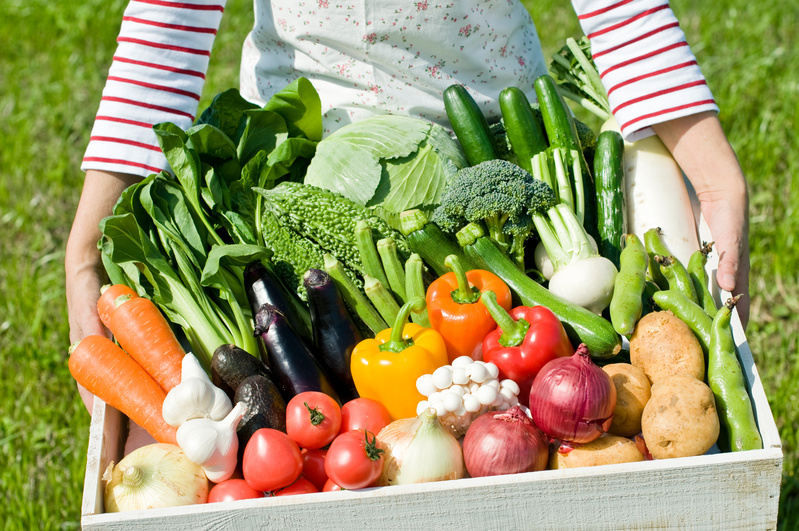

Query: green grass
[{"left": 0, "top": 0, "right": 795, "bottom": 528}]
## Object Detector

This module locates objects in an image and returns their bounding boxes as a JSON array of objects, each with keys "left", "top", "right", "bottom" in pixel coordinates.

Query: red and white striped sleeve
[
  {"left": 571, "top": 0, "right": 718, "bottom": 141},
  {"left": 81, "top": 0, "right": 226, "bottom": 177}
]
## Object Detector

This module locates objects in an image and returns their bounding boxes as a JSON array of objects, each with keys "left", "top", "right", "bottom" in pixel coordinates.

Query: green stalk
[
  {"left": 324, "top": 254, "right": 387, "bottom": 334},
  {"left": 565, "top": 37, "right": 607, "bottom": 111},
  {"left": 532, "top": 152, "right": 557, "bottom": 195},
  {"left": 404, "top": 253, "right": 431, "bottom": 327},
  {"left": 532, "top": 212, "right": 570, "bottom": 270},
  {"left": 556, "top": 203, "right": 594, "bottom": 261},
  {"left": 364, "top": 275, "right": 401, "bottom": 325},
  {"left": 552, "top": 148, "right": 576, "bottom": 213},
  {"left": 376, "top": 238, "right": 407, "bottom": 303},
  {"left": 570, "top": 148, "right": 586, "bottom": 225},
  {"left": 479, "top": 290, "right": 530, "bottom": 347},
  {"left": 378, "top": 298, "right": 427, "bottom": 353},
  {"left": 444, "top": 254, "right": 481, "bottom": 304},
  {"left": 356, "top": 220, "right": 390, "bottom": 288}
]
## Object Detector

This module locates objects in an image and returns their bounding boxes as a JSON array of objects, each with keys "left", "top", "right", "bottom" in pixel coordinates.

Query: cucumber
[
  {"left": 534, "top": 74, "right": 599, "bottom": 241},
  {"left": 594, "top": 129, "right": 627, "bottom": 268},
  {"left": 498, "top": 87, "right": 548, "bottom": 174},
  {"left": 456, "top": 223, "right": 622, "bottom": 358},
  {"left": 399, "top": 209, "right": 480, "bottom": 277},
  {"left": 443, "top": 84, "right": 497, "bottom": 166}
]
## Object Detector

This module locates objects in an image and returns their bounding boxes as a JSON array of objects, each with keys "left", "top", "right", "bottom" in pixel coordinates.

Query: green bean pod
[
  {"left": 688, "top": 241, "right": 718, "bottom": 317},
  {"left": 610, "top": 234, "right": 648, "bottom": 337},
  {"left": 651, "top": 290, "right": 713, "bottom": 360},
  {"left": 654, "top": 254, "right": 699, "bottom": 304},
  {"left": 643, "top": 227, "right": 670, "bottom": 289},
  {"left": 708, "top": 296, "right": 762, "bottom": 452},
  {"left": 641, "top": 280, "right": 660, "bottom": 319}
]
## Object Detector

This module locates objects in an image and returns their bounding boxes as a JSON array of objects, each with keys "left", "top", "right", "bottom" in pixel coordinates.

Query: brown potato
[
  {"left": 602, "top": 363, "right": 651, "bottom": 437},
  {"left": 629, "top": 311, "right": 705, "bottom": 383},
  {"left": 641, "top": 373, "right": 719, "bottom": 459},
  {"left": 549, "top": 434, "right": 644, "bottom": 469}
]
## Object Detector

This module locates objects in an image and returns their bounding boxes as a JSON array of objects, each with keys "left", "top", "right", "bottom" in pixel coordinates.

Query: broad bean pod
[{"left": 609, "top": 234, "right": 648, "bottom": 337}]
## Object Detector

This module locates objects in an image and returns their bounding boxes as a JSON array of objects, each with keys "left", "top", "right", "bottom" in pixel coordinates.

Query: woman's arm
[{"left": 652, "top": 112, "right": 750, "bottom": 327}]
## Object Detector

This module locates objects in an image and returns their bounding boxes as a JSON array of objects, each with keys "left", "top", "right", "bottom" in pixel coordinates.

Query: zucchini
[
  {"left": 594, "top": 130, "right": 627, "bottom": 268},
  {"left": 399, "top": 209, "right": 480, "bottom": 277},
  {"left": 443, "top": 84, "right": 497, "bottom": 166},
  {"left": 456, "top": 223, "right": 622, "bottom": 358},
  {"left": 499, "top": 87, "right": 548, "bottom": 174},
  {"left": 534, "top": 74, "right": 599, "bottom": 241}
]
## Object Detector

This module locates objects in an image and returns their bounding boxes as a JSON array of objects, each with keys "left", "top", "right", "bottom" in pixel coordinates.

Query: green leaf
[
  {"left": 195, "top": 88, "right": 260, "bottom": 141},
  {"left": 304, "top": 114, "right": 430, "bottom": 205},
  {"left": 201, "top": 244, "right": 272, "bottom": 293},
  {"left": 187, "top": 123, "right": 239, "bottom": 162},
  {"left": 237, "top": 109, "right": 289, "bottom": 166},
  {"left": 264, "top": 77, "right": 323, "bottom": 141}
]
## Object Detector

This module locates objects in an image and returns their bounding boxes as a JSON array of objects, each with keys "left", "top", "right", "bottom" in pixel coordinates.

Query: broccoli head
[{"left": 432, "top": 159, "right": 557, "bottom": 268}]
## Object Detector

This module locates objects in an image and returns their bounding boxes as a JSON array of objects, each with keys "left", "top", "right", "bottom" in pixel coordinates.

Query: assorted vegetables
[{"left": 79, "top": 40, "right": 761, "bottom": 513}]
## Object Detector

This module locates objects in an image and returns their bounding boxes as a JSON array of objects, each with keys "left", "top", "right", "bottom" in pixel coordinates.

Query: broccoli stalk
[{"left": 432, "top": 159, "right": 557, "bottom": 271}]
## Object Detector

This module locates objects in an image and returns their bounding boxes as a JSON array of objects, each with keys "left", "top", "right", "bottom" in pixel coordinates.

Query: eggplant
[
  {"left": 210, "top": 344, "right": 274, "bottom": 401},
  {"left": 244, "top": 260, "right": 313, "bottom": 345},
  {"left": 303, "top": 268, "right": 362, "bottom": 402},
  {"left": 234, "top": 374, "right": 287, "bottom": 464},
  {"left": 253, "top": 303, "right": 340, "bottom": 403}
]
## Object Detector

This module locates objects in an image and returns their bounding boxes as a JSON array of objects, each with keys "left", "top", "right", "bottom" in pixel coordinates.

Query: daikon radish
[{"left": 601, "top": 117, "right": 700, "bottom": 267}]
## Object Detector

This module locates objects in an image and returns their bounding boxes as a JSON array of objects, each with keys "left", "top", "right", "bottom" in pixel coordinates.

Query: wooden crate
[{"left": 79, "top": 203, "right": 783, "bottom": 530}]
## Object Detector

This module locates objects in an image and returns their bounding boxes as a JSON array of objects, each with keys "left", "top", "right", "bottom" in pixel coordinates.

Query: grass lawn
[{"left": 1, "top": 0, "right": 795, "bottom": 529}]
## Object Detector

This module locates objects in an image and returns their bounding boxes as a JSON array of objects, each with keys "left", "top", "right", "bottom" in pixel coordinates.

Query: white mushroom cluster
[{"left": 416, "top": 356, "right": 521, "bottom": 438}]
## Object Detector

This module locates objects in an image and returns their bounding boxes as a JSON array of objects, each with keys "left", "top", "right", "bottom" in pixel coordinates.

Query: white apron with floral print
[{"left": 240, "top": 0, "right": 547, "bottom": 134}]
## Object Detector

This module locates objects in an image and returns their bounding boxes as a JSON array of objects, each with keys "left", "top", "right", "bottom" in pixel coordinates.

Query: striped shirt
[{"left": 82, "top": 0, "right": 717, "bottom": 177}]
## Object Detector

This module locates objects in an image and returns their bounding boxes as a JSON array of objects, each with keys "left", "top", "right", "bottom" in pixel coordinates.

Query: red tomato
[
  {"left": 242, "top": 428, "right": 302, "bottom": 492},
  {"left": 324, "top": 429, "right": 384, "bottom": 490},
  {"left": 208, "top": 479, "right": 264, "bottom": 503},
  {"left": 274, "top": 477, "right": 319, "bottom": 496},
  {"left": 339, "top": 398, "right": 392, "bottom": 436},
  {"left": 286, "top": 391, "right": 342, "bottom": 449},
  {"left": 322, "top": 478, "right": 344, "bottom": 492},
  {"left": 301, "top": 448, "right": 328, "bottom": 491}
]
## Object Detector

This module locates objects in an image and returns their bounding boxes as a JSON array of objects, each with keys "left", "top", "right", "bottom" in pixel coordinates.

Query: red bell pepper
[
  {"left": 480, "top": 290, "right": 574, "bottom": 406},
  {"left": 426, "top": 255, "right": 512, "bottom": 363}
]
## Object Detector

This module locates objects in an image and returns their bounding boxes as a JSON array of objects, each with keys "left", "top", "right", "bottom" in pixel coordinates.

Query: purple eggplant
[
  {"left": 253, "top": 303, "right": 340, "bottom": 403},
  {"left": 244, "top": 260, "right": 313, "bottom": 345},
  {"left": 303, "top": 268, "right": 361, "bottom": 402}
]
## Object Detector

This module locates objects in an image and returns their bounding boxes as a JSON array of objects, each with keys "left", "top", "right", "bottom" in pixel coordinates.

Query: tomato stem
[
  {"left": 363, "top": 431, "right": 385, "bottom": 461},
  {"left": 304, "top": 402, "right": 326, "bottom": 426}
]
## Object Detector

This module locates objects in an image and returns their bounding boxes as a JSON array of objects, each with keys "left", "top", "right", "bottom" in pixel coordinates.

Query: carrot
[
  {"left": 97, "top": 284, "right": 138, "bottom": 329},
  {"left": 68, "top": 335, "right": 177, "bottom": 445},
  {"left": 109, "top": 296, "right": 185, "bottom": 392}
]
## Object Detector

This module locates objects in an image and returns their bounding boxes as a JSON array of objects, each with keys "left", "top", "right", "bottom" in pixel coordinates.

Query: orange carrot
[
  {"left": 68, "top": 335, "right": 177, "bottom": 445},
  {"left": 97, "top": 284, "right": 138, "bottom": 329},
  {"left": 109, "top": 296, "right": 185, "bottom": 392}
]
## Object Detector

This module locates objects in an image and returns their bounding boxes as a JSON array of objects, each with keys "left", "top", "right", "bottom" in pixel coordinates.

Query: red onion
[
  {"left": 528, "top": 344, "right": 616, "bottom": 444},
  {"left": 462, "top": 406, "right": 549, "bottom": 478}
]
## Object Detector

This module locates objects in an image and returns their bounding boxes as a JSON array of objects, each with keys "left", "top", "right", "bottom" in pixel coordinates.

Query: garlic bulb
[
  {"left": 162, "top": 353, "right": 232, "bottom": 427},
  {"left": 103, "top": 443, "right": 208, "bottom": 512},
  {"left": 416, "top": 356, "right": 520, "bottom": 437},
  {"left": 176, "top": 401, "right": 247, "bottom": 483}
]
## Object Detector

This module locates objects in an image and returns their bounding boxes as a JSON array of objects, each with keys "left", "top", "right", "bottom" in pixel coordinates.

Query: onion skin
[
  {"left": 529, "top": 344, "right": 616, "bottom": 444},
  {"left": 462, "top": 406, "right": 549, "bottom": 478}
]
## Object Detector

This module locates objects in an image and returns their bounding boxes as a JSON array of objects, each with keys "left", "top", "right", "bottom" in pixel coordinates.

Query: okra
[
  {"left": 377, "top": 237, "right": 408, "bottom": 304},
  {"left": 404, "top": 253, "right": 431, "bottom": 327},
  {"left": 355, "top": 220, "right": 389, "bottom": 288},
  {"left": 708, "top": 296, "right": 762, "bottom": 452},
  {"left": 324, "top": 254, "right": 387, "bottom": 335},
  {"left": 364, "top": 274, "right": 401, "bottom": 326}
]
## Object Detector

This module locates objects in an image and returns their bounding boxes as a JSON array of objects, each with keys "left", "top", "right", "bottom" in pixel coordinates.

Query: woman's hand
[
  {"left": 653, "top": 112, "right": 751, "bottom": 328},
  {"left": 66, "top": 169, "right": 142, "bottom": 411}
]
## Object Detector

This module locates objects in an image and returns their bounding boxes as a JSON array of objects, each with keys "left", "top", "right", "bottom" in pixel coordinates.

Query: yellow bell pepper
[{"left": 351, "top": 298, "right": 448, "bottom": 420}]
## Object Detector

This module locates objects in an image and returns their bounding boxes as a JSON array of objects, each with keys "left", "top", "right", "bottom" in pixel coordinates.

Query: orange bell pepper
[
  {"left": 426, "top": 255, "right": 512, "bottom": 362},
  {"left": 351, "top": 298, "right": 448, "bottom": 420}
]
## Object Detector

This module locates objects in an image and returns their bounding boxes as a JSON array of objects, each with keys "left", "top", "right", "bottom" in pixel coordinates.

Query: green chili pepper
[
  {"left": 688, "top": 241, "right": 718, "bottom": 317},
  {"left": 610, "top": 234, "right": 648, "bottom": 337},
  {"left": 708, "top": 296, "right": 762, "bottom": 452},
  {"left": 654, "top": 253, "right": 699, "bottom": 304}
]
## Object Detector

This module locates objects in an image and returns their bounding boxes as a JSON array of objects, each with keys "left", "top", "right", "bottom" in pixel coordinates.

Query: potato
[
  {"left": 641, "top": 373, "right": 719, "bottom": 459},
  {"left": 602, "top": 363, "right": 651, "bottom": 437},
  {"left": 629, "top": 310, "right": 704, "bottom": 383},
  {"left": 549, "top": 434, "right": 644, "bottom": 469}
]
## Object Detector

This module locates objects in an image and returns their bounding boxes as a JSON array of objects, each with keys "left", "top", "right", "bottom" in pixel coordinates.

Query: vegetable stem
[
  {"left": 445, "top": 254, "right": 481, "bottom": 305},
  {"left": 480, "top": 291, "right": 530, "bottom": 347},
  {"left": 379, "top": 298, "right": 427, "bottom": 353},
  {"left": 404, "top": 253, "right": 431, "bottom": 327}
]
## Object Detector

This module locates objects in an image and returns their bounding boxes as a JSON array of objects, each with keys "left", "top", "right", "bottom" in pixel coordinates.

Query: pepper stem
[
  {"left": 444, "top": 254, "right": 480, "bottom": 305},
  {"left": 379, "top": 297, "right": 426, "bottom": 353},
  {"left": 480, "top": 291, "right": 529, "bottom": 347}
]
